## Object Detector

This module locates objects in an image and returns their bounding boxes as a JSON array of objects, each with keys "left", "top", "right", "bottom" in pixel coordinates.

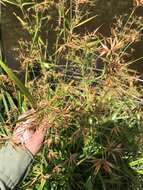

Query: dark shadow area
[
  {"left": 128, "top": 39, "right": 143, "bottom": 75},
  {"left": 124, "top": 6, "right": 143, "bottom": 76},
  {"left": 45, "top": 0, "right": 134, "bottom": 54},
  {"left": 74, "top": 0, "right": 133, "bottom": 36},
  {"left": 131, "top": 6, "right": 143, "bottom": 75},
  {"left": 1, "top": 5, "right": 30, "bottom": 69}
]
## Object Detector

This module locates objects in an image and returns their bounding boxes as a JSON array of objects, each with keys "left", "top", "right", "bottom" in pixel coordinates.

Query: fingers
[
  {"left": 24, "top": 128, "right": 46, "bottom": 155},
  {"left": 14, "top": 109, "right": 37, "bottom": 137},
  {"left": 29, "top": 119, "right": 50, "bottom": 146},
  {"left": 16, "top": 109, "right": 37, "bottom": 130},
  {"left": 39, "top": 118, "right": 50, "bottom": 131},
  {"left": 13, "top": 110, "right": 50, "bottom": 155},
  {"left": 18, "top": 109, "right": 36, "bottom": 120},
  {"left": 23, "top": 129, "right": 35, "bottom": 142}
]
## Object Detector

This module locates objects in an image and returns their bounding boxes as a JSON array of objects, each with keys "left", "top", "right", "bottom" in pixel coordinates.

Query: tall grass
[
  {"left": 1, "top": 0, "right": 143, "bottom": 189},
  {"left": 0, "top": 59, "right": 36, "bottom": 108}
]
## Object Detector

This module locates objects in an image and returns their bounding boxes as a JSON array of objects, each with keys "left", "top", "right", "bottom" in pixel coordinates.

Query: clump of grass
[{"left": 1, "top": 0, "right": 143, "bottom": 189}]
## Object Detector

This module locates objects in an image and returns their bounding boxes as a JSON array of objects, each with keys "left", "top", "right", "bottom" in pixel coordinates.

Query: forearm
[{"left": 0, "top": 142, "right": 33, "bottom": 189}]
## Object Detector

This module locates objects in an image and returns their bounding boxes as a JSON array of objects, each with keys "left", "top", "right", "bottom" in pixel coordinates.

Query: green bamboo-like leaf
[
  {"left": 73, "top": 15, "right": 97, "bottom": 29},
  {"left": 5, "top": 91, "right": 17, "bottom": 109},
  {"left": 130, "top": 158, "right": 143, "bottom": 167},
  {"left": 130, "top": 158, "right": 143, "bottom": 174},
  {"left": 2, "top": 91, "right": 9, "bottom": 114},
  {"left": 1, "top": 0, "right": 20, "bottom": 6},
  {"left": 13, "top": 13, "right": 27, "bottom": 27},
  {"left": 0, "top": 59, "right": 36, "bottom": 108},
  {"left": 85, "top": 176, "right": 93, "bottom": 190}
]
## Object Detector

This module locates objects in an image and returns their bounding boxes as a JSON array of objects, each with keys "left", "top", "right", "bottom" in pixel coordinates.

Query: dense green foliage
[{"left": 1, "top": 0, "right": 143, "bottom": 189}]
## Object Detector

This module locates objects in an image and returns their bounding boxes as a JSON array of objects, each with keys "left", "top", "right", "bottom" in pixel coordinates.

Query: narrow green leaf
[
  {"left": 0, "top": 60, "right": 36, "bottom": 108},
  {"left": 73, "top": 15, "right": 97, "bottom": 29},
  {"left": 0, "top": 113, "right": 4, "bottom": 123},
  {"left": 13, "top": 13, "right": 27, "bottom": 27},
  {"left": 2, "top": 0, "right": 18, "bottom": 6},
  {"left": 2, "top": 91, "right": 9, "bottom": 114},
  {"left": 5, "top": 91, "right": 16, "bottom": 109},
  {"left": 39, "top": 178, "right": 46, "bottom": 190},
  {"left": 85, "top": 176, "right": 93, "bottom": 190},
  {"left": 130, "top": 158, "right": 143, "bottom": 167}
]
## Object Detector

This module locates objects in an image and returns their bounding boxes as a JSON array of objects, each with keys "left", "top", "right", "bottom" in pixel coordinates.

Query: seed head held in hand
[{"left": 13, "top": 109, "right": 50, "bottom": 155}]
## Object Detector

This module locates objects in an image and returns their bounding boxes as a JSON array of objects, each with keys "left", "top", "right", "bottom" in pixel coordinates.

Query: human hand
[{"left": 13, "top": 109, "right": 49, "bottom": 155}]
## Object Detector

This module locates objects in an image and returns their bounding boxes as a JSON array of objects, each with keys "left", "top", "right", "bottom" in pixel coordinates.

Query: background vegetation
[{"left": 0, "top": 0, "right": 143, "bottom": 189}]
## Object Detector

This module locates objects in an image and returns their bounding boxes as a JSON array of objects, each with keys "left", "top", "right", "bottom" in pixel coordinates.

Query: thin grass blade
[{"left": 0, "top": 60, "right": 36, "bottom": 108}]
